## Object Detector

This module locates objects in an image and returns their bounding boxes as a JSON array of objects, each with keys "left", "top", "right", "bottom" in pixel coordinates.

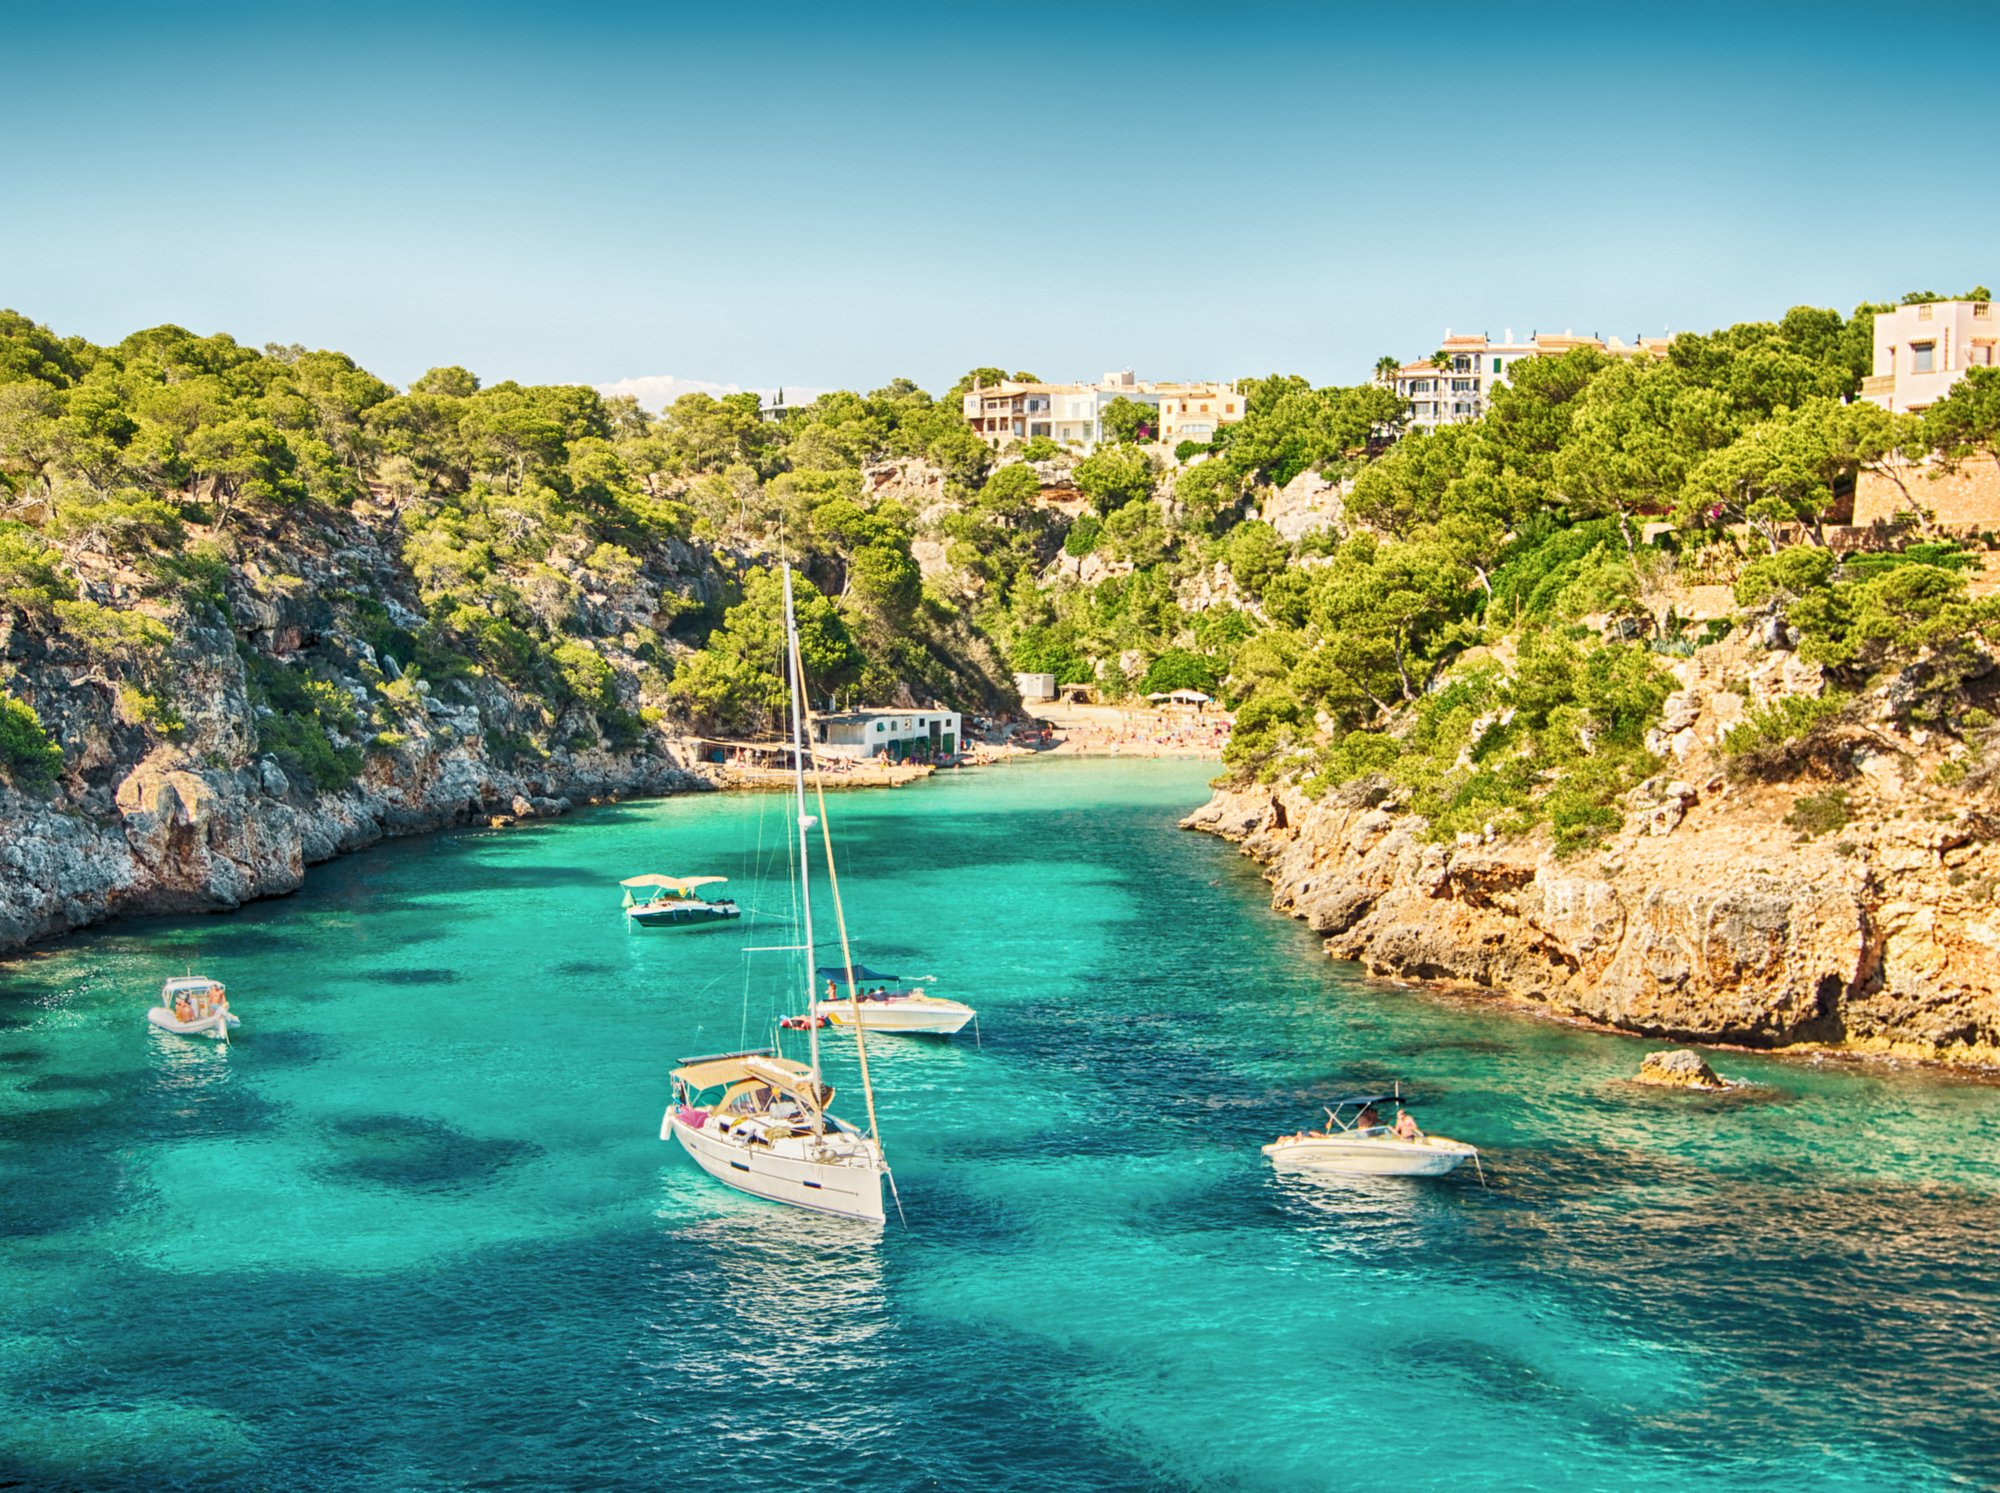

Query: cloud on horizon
[{"left": 595, "top": 373, "right": 827, "bottom": 412}]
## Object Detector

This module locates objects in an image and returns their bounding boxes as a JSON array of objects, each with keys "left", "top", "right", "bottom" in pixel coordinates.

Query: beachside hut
[{"left": 811, "top": 707, "right": 961, "bottom": 762}]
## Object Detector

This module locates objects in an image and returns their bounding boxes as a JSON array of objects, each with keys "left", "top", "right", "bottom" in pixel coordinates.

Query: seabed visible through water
[{"left": 1, "top": 759, "right": 1995, "bottom": 1491}]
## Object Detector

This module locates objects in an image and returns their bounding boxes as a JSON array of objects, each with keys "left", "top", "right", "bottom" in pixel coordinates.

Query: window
[
  {"left": 1493, "top": 357, "right": 1503, "bottom": 372},
  {"left": 1224, "top": 403, "right": 1235, "bottom": 414},
  {"left": 1977, "top": 303, "right": 1993, "bottom": 320},
  {"left": 1912, "top": 341, "right": 1936, "bottom": 374},
  {"left": 1918, "top": 304, "right": 1935, "bottom": 321}
]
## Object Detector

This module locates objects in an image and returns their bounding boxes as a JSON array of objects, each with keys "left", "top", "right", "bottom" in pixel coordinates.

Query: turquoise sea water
[{"left": 2, "top": 758, "right": 1997, "bottom": 1491}]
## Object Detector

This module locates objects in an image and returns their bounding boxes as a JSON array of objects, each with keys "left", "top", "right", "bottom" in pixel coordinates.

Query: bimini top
[
  {"left": 1331, "top": 1094, "right": 1411, "bottom": 1109},
  {"left": 161, "top": 975, "right": 222, "bottom": 993},
  {"left": 816, "top": 963, "right": 899, "bottom": 985},
  {"left": 621, "top": 874, "right": 728, "bottom": 893},
  {"left": 670, "top": 1049, "right": 832, "bottom": 1110}
]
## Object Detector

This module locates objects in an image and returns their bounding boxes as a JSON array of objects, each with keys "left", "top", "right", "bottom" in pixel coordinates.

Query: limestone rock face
[
  {"left": 1635, "top": 1049, "right": 1727, "bottom": 1088},
  {"left": 1260, "top": 470, "right": 1349, "bottom": 543},
  {"left": 0, "top": 499, "right": 725, "bottom": 954},
  {"left": 1183, "top": 778, "right": 1997, "bottom": 1062}
]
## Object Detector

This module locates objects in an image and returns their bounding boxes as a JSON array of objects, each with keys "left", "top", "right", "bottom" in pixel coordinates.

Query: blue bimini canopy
[{"left": 817, "top": 963, "right": 900, "bottom": 984}]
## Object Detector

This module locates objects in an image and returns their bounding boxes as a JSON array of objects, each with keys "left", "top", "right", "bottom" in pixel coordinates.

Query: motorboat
[
  {"left": 664, "top": 1049, "right": 886, "bottom": 1222},
  {"left": 623, "top": 874, "right": 741, "bottom": 929},
  {"left": 811, "top": 963, "right": 976, "bottom": 1037},
  {"left": 1263, "top": 1092, "right": 1479, "bottom": 1178},
  {"left": 147, "top": 975, "right": 240, "bottom": 1042},
  {"left": 660, "top": 563, "right": 894, "bottom": 1223}
]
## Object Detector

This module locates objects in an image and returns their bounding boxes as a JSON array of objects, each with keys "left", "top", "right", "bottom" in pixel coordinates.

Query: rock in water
[{"left": 1636, "top": 1049, "right": 1728, "bottom": 1089}]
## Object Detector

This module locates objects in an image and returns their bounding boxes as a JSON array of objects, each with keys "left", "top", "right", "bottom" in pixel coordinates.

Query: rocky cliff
[
  {"left": 1186, "top": 631, "right": 2000, "bottom": 1068},
  {"left": 0, "top": 494, "right": 718, "bottom": 953}
]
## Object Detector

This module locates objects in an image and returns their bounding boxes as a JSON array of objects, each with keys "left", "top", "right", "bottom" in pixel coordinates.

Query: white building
[
  {"left": 1389, "top": 329, "right": 1672, "bottom": 432},
  {"left": 1861, "top": 298, "right": 1999, "bottom": 414},
  {"left": 1013, "top": 671, "right": 1056, "bottom": 702},
  {"left": 811, "top": 708, "right": 962, "bottom": 762},
  {"left": 965, "top": 371, "right": 1244, "bottom": 451}
]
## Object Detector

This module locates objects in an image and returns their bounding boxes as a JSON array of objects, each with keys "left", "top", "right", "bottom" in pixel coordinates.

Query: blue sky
[{"left": 4, "top": 1, "right": 1994, "bottom": 400}]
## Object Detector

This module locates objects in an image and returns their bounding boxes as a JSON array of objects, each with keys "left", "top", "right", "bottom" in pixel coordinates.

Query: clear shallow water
[{"left": 2, "top": 759, "right": 1997, "bottom": 1492}]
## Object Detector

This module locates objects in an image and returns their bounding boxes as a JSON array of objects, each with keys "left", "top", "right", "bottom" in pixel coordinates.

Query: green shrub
[
  {"left": 0, "top": 692, "right": 62, "bottom": 788},
  {"left": 0, "top": 523, "right": 73, "bottom": 613},
  {"left": 1063, "top": 513, "right": 1103, "bottom": 557},
  {"left": 550, "top": 638, "right": 616, "bottom": 711},
  {"left": 1785, "top": 788, "right": 1850, "bottom": 837},
  {"left": 117, "top": 684, "right": 186, "bottom": 738},
  {"left": 1139, "top": 648, "right": 1219, "bottom": 696},
  {"left": 1722, "top": 693, "right": 1849, "bottom": 757},
  {"left": 53, "top": 599, "right": 170, "bottom": 654},
  {"left": 260, "top": 713, "right": 363, "bottom": 791}
]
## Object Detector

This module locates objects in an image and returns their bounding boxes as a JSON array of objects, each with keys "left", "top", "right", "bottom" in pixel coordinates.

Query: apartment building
[
  {"left": 1388, "top": 329, "right": 1671, "bottom": 432},
  {"left": 1860, "top": 298, "right": 1999, "bottom": 414},
  {"left": 1855, "top": 298, "right": 2000, "bottom": 527},
  {"left": 963, "top": 371, "right": 1244, "bottom": 450}
]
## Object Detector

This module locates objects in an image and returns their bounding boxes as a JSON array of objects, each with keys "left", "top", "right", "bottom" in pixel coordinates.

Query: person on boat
[
  {"left": 174, "top": 994, "right": 193, "bottom": 1023},
  {"left": 826, "top": 978, "right": 838, "bottom": 1002},
  {"left": 1393, "top": 1108, "right": 1423, "bottom": 1142},
  {"left": 1356, "top": 1104, "right": 1381, "bottom": 1132}
]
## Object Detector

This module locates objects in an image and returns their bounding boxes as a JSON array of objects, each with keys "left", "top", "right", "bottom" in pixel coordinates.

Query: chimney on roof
[{"left": 1505, "top": 328, "right": 1513, "bottom": 343}]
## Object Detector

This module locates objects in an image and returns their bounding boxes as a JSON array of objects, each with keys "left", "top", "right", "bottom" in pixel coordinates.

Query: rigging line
[
  {"left": 781, "top": 565, "right": 821, "bottom": 1083},
  {"left": 794, "top": 625, "right": 885, "bottom": 1157}
]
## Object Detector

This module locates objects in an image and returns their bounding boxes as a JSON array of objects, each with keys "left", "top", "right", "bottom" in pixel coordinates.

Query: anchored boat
[
  {"left": 659, "top": 563, "right": 893, "bottom": 1223},
  {"left": 622, "top": 874, "right": 741, "bottom": 929},
  {"left": 1263, "top": 1092, "right": 1480, "bottom": 1178},
  {"left": 812, "top": 963, "right": 975, "bottom": 1036},
  {"left": 147, "top": 975, "right": 239, "bottom": 1042}
]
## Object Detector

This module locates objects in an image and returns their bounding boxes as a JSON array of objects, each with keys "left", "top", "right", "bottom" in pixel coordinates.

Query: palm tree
[{"left": 1373, "top": 354, "right": 1400, "bottom": 386}]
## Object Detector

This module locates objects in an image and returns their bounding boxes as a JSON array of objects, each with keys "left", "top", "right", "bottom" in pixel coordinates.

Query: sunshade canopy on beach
[
  {"left": 621, "top": 874, "right": 727, "bottom": 892},
  {"left": 816, "top": 963, "right": 899, "bottom": 984}
]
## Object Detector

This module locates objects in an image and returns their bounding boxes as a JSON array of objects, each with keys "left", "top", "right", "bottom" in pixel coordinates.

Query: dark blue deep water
[{"left": 2, "top": 760, "right": 1996, "bottom": 1490}]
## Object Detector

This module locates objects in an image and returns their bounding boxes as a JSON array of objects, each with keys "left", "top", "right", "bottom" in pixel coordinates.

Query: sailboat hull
[{"left": 663, "top": 1109, "right": 887, "bottom": 1223}]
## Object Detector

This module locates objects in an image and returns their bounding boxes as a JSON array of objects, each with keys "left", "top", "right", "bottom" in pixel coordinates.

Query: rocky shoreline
[
  {"left": 1183, "top": 776, "right": 2000, "bottom": 1072},
  {"left": 0, "top": 732, "right": 716, "bottom": 955}
]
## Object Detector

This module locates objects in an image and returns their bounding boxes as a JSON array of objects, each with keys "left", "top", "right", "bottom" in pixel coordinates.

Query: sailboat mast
[{"left": 780, "top": 564, "right": 821, "bottom": 1081}]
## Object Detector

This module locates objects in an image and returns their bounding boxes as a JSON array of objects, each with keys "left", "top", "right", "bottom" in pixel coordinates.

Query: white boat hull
[
  {"left": 663, "top": 1108, "right": 887, "bottom": 1223},
  {"left": 814, "top": 998, "right": 975, "bottom": 1036},
  {"left": 1264, "top": 1133, "right": 1475, "bottom": 1177},
  {"left": 147, "top": 1007, "right": 240, "bottom": 1041}
]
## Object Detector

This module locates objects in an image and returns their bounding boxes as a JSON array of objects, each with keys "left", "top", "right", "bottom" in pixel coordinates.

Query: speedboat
[
  {"left": 147, "top": 975, "right": 240, "bottom": 1041},
  {"left": 1263, "top": 1093, "right": 1479, "bottom": 1178},
  {"left": 622, "top": 874, "right": 741, "bottom": 929},
  {"left": 664, "top": 1049, "right": 887, "bottom": 1222},
  {"left": 811, "top": 962, "right": 976, "bottom": 1037}
]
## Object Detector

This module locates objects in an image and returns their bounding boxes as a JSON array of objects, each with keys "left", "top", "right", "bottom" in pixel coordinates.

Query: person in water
[{"left": 1394, "top": 1108, "right": 1423, "bottom": 1142}]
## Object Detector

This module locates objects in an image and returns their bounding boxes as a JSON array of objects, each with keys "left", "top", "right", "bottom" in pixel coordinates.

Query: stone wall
[{"left": 1855, "top": 456, "right": 2000, "bottom": 528}]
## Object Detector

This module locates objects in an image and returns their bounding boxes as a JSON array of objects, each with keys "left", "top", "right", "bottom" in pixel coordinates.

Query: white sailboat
[{"left": 660, "top": 563, "right": 894, "bottom": 1224}]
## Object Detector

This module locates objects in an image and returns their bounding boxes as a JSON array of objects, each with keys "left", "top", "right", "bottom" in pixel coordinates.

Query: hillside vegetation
[{"left": 5, "top": 292, "right": 2000, "bottom": 873}]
